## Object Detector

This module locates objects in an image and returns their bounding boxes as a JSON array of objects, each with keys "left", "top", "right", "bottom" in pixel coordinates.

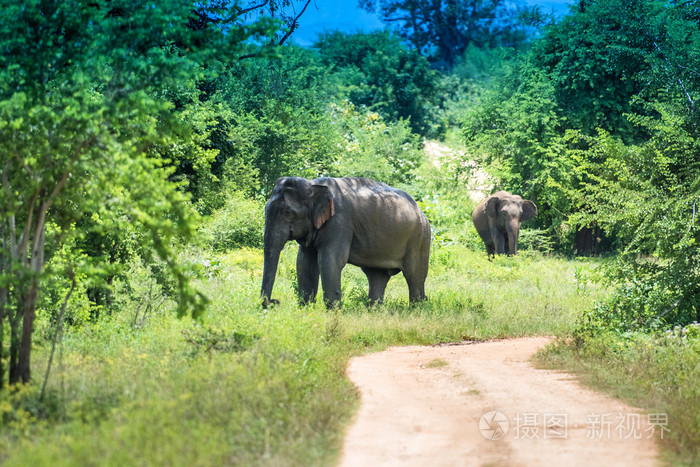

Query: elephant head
[
  {"left": 473, "top": 191, "right": 537, "bottom": 257},
  {"left": 260, "top": 177, "right": 334, "bottom": 307}
]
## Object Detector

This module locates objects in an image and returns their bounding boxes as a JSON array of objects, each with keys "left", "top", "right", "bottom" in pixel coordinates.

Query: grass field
[{"left": 0, "top": 243, "right": 610, "bottom": 466}]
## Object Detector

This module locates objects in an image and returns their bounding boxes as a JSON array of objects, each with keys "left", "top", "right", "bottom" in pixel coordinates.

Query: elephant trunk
[
  {"left": 507, "top": 220, "right": 520, "bottom": 255},
  {"left": 260, "top": 222, "right": 288, "bottom": 307}
]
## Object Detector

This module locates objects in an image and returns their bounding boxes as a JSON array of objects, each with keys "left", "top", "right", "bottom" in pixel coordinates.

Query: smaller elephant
[{"left": 472, "top": 191, "right": 537, "bottom": 257}]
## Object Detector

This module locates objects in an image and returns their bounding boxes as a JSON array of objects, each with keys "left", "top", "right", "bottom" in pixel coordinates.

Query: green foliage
[
  {"left": 461, "top": 59, "right": 577, "bottom": 245},
  {"left": 198, "top": 194, "right": 265, "bottom": 251},
  {"left": 518, "top": 229, "right": 555, "bottom": 254},
  {"left": 36, "top": 245, "right": 95, "bottom": 332},
  {"left": 531, "top": 0, "right": 700, "bottom": 140},
  {"left": 441, "top": 45, "right": 517, "bottom": 127},
  {"left": 216, "top": 46, "right": 342, "bottom": 194},
  {"left": 453, "top": 44, "right": 517, "bottom": 83},
  {"left": 328, "top": 101, "right": 424, "bottom": 185},
  {"left": 0, "top": 0, "right": 291, "bottom": 385},
  {"left": 316, "top": 30, "right": 443, "bottom": 137},
  {"left": 459, "top": 0, "right": 700, "bottom": 258},
  {"left": 181, "top": 326, "right": 259, "bottom": 354},
  {"left": 5, "top": 0, "right": 700, "bottom": 462},
  {"left": 0, "top": 233, "right": 611, "bottom": 465},
  {"left": 530, "top": 0, "right": 656, "bottom": 138},
  {"left": 108, "top": 256, "right": 176, "bottom": 329},
  {"left": 571, "top": 103, "right": 700, "bottom": 332}
]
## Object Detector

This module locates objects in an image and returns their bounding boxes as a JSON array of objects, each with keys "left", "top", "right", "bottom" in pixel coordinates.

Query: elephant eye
[{"left": 284, "top": 207, "right": 294, "bottom": 218}]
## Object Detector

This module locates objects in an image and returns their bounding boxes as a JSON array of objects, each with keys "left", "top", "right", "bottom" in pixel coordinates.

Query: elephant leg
[
  {"left": 318, "top": 247, "right": 348, "bottom": 308},
  {"left": 296, "top": 245, "right": 319, "bottom": 304},
  {"left": 485, "top": 240, "right": 496, "bottom": 257},
  {"left": 494, "top": 233, "right": 506, "bottom": 255},
  {"left": 403, "top": 239, "right": 429, "bottom": 303},
  {"left": 361, "top": 267, "right": 392, "bottom": 305}
]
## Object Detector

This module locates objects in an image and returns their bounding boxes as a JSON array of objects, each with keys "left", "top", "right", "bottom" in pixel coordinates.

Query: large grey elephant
[
  {"left": 261, "top": 177, "right": 431, "bottom": 308},
  {"left": 472, "top": 191, "right": 537, "bottom": 257}
]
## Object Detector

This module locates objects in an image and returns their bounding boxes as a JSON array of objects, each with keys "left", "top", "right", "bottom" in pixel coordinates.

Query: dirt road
[
  {"left": 422, "top": 140, "right": 492, "bottom": 203},
  {"left": 339, "top": 338, "right": 661, "bottom": 466}
]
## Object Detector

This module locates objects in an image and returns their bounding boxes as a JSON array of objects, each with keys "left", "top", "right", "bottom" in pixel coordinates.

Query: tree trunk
[
  {"left": 8, "top": 304, "right": 21, "bottom": 384},
  {"left": 0, "top": 288, "right": 5, "bottom": 390},
  {"left": 9, "top": 217, "right": 46, "bottom": 385},
  {"left": 575, "top": 227, "right": 593, "bottom": 255},
  {"left": 15, "top": 282, "right": 38, "bottom": 383}
]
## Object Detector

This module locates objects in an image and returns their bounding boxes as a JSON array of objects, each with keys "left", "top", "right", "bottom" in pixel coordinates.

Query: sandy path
[
  {"left": 339, "top": 337, "right": 660, "bottom": 467},
  {"left": 422, "top": 140, "right": 492, "bottom": 203}
]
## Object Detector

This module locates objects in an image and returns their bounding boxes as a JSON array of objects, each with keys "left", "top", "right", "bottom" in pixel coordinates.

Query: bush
[
  {"left": 199, "top": 195, "right": 264, "bottom": 251},
  {"left": 576, "top": 278, "right": 698, "bottom": 338},
  {"left": 329, "top": 101, "right": 424, "bottom": 186},
  {"left": 518, "top": 229, "right": 555, "bottom": 254},
  {"left": 572, "top": 105, "right": 700, "bottom": 334},
  {"left": 316, "top": 30, "right": 443, "bottom": 137}
]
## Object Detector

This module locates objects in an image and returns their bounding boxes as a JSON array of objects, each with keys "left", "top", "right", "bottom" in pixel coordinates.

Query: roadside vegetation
[
  {"left": 2, "top": 0, "right": 700, "bottom": 465},
  {"left": 0, "top": 244, "right": 606, "bottom": 466}
]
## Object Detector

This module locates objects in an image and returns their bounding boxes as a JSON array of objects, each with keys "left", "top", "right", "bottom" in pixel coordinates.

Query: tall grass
[{"left": 0, "top": 244, "right": 607, "bottom": 465}]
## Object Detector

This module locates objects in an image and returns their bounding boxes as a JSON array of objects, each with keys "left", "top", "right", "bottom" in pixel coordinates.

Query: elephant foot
[{"left": 262, "top": 298, "right": 280, "bottom": 309}]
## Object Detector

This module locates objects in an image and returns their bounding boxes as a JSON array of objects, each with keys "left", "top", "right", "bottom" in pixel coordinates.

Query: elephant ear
[
  {"left": 485, "top": 195, "right": 500, "bottom": 218},
  {"left": 310, "top": 185, "right": 335, "bottom": 229},
  {"left": 521, "top": 200, "right": 538, "bottom": 221}
]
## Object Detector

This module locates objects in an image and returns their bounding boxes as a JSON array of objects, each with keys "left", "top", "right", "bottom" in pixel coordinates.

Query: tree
[
  {"left": 461, "top": 0, "right": 700, "bottom": 254},
  {"left": 358, "top": 0, "right": 531, "bottom": 67},
  {"left": 316, "top": 30, "right": 442, "bottom": 136},
  {"left": 530, "top": 0, "right": 675, "bottom": 140},
  {"left": 0, "top": 0, "right": 283, "bottom": 386},
  {"left": 188, "top": 0, "right": 313, "bottom": 48},
  {"left": 215, "top": 45, "right": 343, "bottom": 196},
  {"left": 461, "top": 59, "right": 576, "bottom": 243},
  {"left": 570, "top": 1, "right": 700, "bottom": 330}
]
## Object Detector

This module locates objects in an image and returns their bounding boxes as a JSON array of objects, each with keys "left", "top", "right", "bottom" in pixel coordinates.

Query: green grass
[
  {"left": 0, "top": 244, "right": 608, "bottom": 466},
  {"left": 425, "top": 358, "right": 449, "bottom": 368}
]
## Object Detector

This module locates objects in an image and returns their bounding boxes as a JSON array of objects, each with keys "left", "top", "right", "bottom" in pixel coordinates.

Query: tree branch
[
  {"left": 654, "top": 42, "right": 696, "bottom": 112},
  {"left": 382, "top": 16, "right": 414, "bottom": 22},
  {"left": 43, "top": 135, "right": 96, "bottom": 215},
  {"left": 13, "top": 153, "right": 35, "bottom": 178},
  {"left": 277, "top": 0, "right": 312, "bottom": 46},
  {"left": 194, "top": 1, "right": 270, "bottom": 25},
  {"left": 28, "top": 135, "right": 95, "bottom": 272},
  {"left": 15, "top": 188, "right": 40, "bottom": 263},
  {"left": 237, "top": 0, "right": 270, "bottom": 17},
  {"left": 40, "top": 270, "right": 75, "bottom": 401},
  {"left": 1, "top": 162, "right": 13, "bottom": 252}
]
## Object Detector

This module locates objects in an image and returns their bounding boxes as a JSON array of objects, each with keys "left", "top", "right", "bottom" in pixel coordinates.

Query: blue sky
[{"left": 291, "top": 0, "right": 575, "bottom": 46}]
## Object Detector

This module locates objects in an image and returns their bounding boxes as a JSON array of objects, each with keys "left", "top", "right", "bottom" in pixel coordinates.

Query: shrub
[
  {"left": 199, "top": 195, "right": 264, "bottom": 251},
  {"left": 329, "top": 101, "right": 424, "bottom": 186},
  {"left": 316, "top": 30, "right": 443, "bottom": 137}
]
